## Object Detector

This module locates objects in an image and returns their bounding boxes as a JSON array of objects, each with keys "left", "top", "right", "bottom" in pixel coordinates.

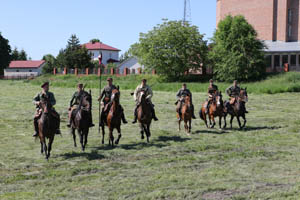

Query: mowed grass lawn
[{"left": 1, "top": 80, "right": 300, "bottom": 200}]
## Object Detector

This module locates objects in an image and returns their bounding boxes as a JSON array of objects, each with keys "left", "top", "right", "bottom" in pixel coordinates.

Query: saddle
[{"left": 230, "top": 97, "right": 236, "bottom": 105}]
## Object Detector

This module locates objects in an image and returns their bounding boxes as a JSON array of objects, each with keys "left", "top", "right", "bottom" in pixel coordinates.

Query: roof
[
  {"left": 82, "top": 42, "right": 121, "bottom": 51},
  {"left": 9, "top": 60, "right": 45, "bottom": 69},
  {"left": 264, "top": 40, "right": 300, "bottom": 53}
]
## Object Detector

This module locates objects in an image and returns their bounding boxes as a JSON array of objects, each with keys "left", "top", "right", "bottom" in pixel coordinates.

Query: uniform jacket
[
  {"left": 33, "top": 91, "right": 56, "bottom": 108},
  {"left": 134, "top": 84, "right": 153, "bottom": 102},
  {"left": 226, "top": 85, "right": 241, "bottom": 97}
]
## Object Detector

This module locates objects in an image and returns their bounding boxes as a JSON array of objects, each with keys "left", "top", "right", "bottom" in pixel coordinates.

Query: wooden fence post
[
  {"left": 53, "top": 68, "right": 57, "bottom": 75},
  {"left": 86, "top": 68, "right": 89, "bottom": 75},
  {"left": 74, "top": 68, "right": 78, "bottom": 76},
  {"left": 64, "top": 67, "right": 67, "bottom": 75},
  {"left": 137, "top": 68, "right": 141, "bottom": 74},
  {"left": 98, "top": 68, "right": 101, "bottom": 76},
  {"left": 152, "top": 69, "right": 156, "bottom": 75},
  {"left": 110, "top": 68, "right": 114, "bottom": 75}
]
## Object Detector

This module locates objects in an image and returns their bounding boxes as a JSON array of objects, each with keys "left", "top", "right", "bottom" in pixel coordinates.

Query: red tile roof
[
  {"left": 82, "top": 42, "right": 121, "bottom": 51},
  {"left": 9, "top": 60, "right": 45, "bottom": 68}
]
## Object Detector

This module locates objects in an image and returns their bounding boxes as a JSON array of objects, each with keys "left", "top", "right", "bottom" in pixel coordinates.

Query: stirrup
[
  {"left": 32, "top": 132, "right": 39, "bottom": 137},
  {"left": 132, "top": 119, "right": 137, "bottom": 124}
]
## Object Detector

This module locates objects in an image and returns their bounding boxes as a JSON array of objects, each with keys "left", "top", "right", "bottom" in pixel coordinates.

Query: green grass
[
  {"left": 26, "top": 72, "right": 300, "bottom": 94},
  {"left": 1, "top": 80, "right": 300, "bottom": 199}
]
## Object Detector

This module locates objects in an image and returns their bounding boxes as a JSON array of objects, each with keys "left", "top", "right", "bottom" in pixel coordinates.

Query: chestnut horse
[
  {"left": 38, "top": 94, "right": 60, "bottom": 160},
  {"left": 101, "top": 88, "right": 123, "bottom": 147},
  {"left": 71, "top": 91, "right": 92, "bottom": 151},
  {"left": 199, "top": 91, "right": 224, "bottom": 129},
  {"left": 177, "top": 95, "right": 192, "bottom": 134},
  {"left": 137, "top": 89, "right": 152, "bottom": 143},
  {"left": 224, "top": 88, "right": 248, "bottom": 129}
]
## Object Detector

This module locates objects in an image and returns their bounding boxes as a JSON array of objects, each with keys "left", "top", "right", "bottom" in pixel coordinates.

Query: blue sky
[{"left": 0, "top": 0, "right": 216, "bottom": 60}]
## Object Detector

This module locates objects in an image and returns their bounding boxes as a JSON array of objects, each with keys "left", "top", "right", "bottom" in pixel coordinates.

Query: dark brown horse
[
  {"left": 38, "top": 94, "right": 59, "bottom": 160},
  {"left": 137, "top": 89, "right": 152, "bottom": 143},
  {"left": 224, "top": 88, "right": 248, "bottom": 129},
  {"left": 101, "top": 88, "right": 123, "bottom": 147},
  {"left": 199, "top": 91, "right": 224, "bottom": 129},
  {"left": 71, "top": 91, "right": 92, "bottom": 151},
  {"left": 177, "top": 95, "right": 192, "bottom": 134}
]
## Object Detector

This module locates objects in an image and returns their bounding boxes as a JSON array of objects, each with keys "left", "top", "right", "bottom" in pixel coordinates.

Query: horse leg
[
  {"left": 219, "top": 116, "right": 222, "bottom": 130},
  {"left": 109, "top": 128, "right": 114, "bottom": 147},
  {"left": 223, "top": 114, "right": 227, "bottom": 129},
  {"left": 230, "top": 115, "right": 234, "bottom": 129},
  {"left": 237, "top": 116, "right": 242, "bottom": 130},
  {"left": 241, "top": 114, "right": 247, "bottom": 128},
  {"left": 210, "top": 115, "right": 215, "bottom": 129},
  {"left": 72, "top": 128, "right": 77, "bottom": 147},
  {"left": 42, "top": 137, "right": 47, "bottom": 160},
  {"left": 140, "top": 124, "right": 145, "bottom": 140},
  {"left": 101, "top": 125, "right": 105, "bottom": 144},
  {"left": 115, "top": 127, "right": 121, "bottom": 145},
  {"left": 203, "top": 113, "right": 208, "bottom": 128},
  {"left": 84, "top": 129, "right": 89, "bottom": 150},
  {"left": 46, "top": 136, "right": 54, "bottom": 160},
  {"left": 188, "top": 120, "right": 191, "bottom": 134},
  {"left": 178, "top": 119, "right": 181, "bottom": 131},
  {"left": 79, "top": 130, "right": 84, "bottom": 151}
]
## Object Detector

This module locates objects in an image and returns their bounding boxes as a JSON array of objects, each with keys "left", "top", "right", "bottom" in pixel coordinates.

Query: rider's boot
[
  {"left": 56, "top": 119, "right": 61, "bottom": 135},
  {"left": 33, "top": 118, "right": 39, "bottom": 137},
  {"left": 132, "top": 107, "right": 138, "bottom": 124},
  {"left": 89, "top": 114, "right": 95, "bottom": 127},
  {"left": 121, "top": 112, "right": 128, "bottom": 124},
  {"left": 67, "top": 118, "right": 72, "bottom": 128},
  {"left": 191, "top": 104, "right": 196, "bottom": 119},
  {"left": 151, "top": 105, "right": 158, "bottom": 121}
]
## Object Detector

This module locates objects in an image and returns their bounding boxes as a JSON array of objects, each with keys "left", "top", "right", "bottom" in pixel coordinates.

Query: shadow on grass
[
  {"left": 228, "top": 126, "right": 282, "bottom": 131},
  {"left": 60, "top": 150, "right": 105, "bottom": 160},
  {"left": 194, "top": 129, "right": 228, "bottom": 135}
]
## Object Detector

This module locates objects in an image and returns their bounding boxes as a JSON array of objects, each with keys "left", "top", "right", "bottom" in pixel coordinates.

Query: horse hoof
[
  {"left": 115, "top": 140, "right": 119, "bottom": 145},
  {"left": 141, "top": 135, "right": 145, "bottom": 140}
]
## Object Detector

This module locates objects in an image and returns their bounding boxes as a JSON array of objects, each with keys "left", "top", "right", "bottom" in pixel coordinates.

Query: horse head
[
  {"left": 240, "top": 88, "right": 248, "bottom": 102},
  {"left": 40, "top": 93, "right": 51, "bottom": 114},
  {"left": 139, "top": 88, "right": 148, "bottom": 103},
  {"left": 184, "top": 95, "right": 191, "bottom": 105},
  {"left": 111, "top": 88, "right": 120, "bottom": 103},
  {"left": 81, "top": 92, "right": 92, "bottom": 111},
  {"left": 214, "top": 91, "right": 223, "bottom": 106}
]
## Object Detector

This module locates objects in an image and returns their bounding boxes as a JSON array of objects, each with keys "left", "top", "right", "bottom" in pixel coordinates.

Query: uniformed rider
[
  {"left": 132, "top": 79, "right": 158, "bottom": 123},
  {"left": 67, "top": 83, "right": 94, "bottom": 128},
  {"left": 32, "top": 82, "right": 61, "bottom": 137},
  {"left": 175, "top": 83, "right": 196, "bottom": 119},
  {"left": 206, "top": 79, "right": 219, "bottom": 114},
  {"left": 226, "top": 80, "right": 240, "bottom": 104},
  {"left": 98, "top": 77, "right": 128, "bottom": 126}
]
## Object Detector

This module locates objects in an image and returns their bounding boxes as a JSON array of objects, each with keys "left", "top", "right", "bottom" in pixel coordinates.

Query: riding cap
[
  {"left": 142, "top": 79, "right": 147, "bottom": 82},
  {"left": 209, "top": 79, "right": 213, "bottom": 83},
  {"left": 107, "top": 77, "right": 113, "bottom": 81},
  {"left": 41, "top": 82, "right": 49, "bottom": 88},
  {"left": 77, "top": 83, "right": 83, "bottom": 87}
]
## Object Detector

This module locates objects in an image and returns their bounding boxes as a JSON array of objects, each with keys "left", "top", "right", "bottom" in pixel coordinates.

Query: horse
[
  {"left": 199, "top": 91, "right": 224, "bottom": 129},
  {"left": 101, "top": 88, "right": 123, "bottom": 147},
  {"left": 38, "top": 94, "right": 59, "bottom": 160},
  {"left": 71, "top": 91, "right": 92, "bottom": 151},
  {"left": 224, "top": 88, "right": 248, "bottom": 129},
  {"left": 177, "top": 95, "right": 192, "bottom": 134},
  {"left": 137, "top": 89, "right": 152, "bottom": 143}
]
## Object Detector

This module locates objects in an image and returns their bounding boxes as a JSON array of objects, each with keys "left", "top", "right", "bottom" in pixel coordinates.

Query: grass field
[{"left": 1, "top": 80, "right": 300, "bottom": 199}]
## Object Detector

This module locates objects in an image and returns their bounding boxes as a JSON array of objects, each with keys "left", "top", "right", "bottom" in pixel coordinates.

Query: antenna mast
[{"left": 183, "top": 0, "right": 192, "bottom": 23}]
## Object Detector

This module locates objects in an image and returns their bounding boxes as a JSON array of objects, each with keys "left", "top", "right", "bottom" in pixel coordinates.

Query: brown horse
[
  {"left": 101, "top": 88, "right": 123, "bottom": 147},
  {"left": 199, "top": 91, "right": 224, "bottom": 129},
  {"left": 38, "top": 94, "right": 59, "bottom": 160},
  {"left": 137, "top": 89, "right": 152, "bottom": 143},
  {"left": 224, "top": 88, "right": 248, "bottom": 129},
  {"left": 71, "top": 91, "right": 92, "bottom": 151},
  {"left": 177, "top": 95, "right": 192, "bottom": 134}
]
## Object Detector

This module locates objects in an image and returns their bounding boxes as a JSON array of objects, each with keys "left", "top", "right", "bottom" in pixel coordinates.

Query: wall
[{"left": 88, "top": 50, "right": 119, "bottom": 65}]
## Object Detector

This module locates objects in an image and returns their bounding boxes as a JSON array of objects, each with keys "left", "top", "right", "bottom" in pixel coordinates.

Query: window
[
  {"left": 16, "top": 70, "right": 19, "bottom": 72},
  {"left": 274, "top": 55, "right": 280, "bottom": 67},
  {"left": 109, "top": 53, "right": 112, "bottom": 58},
  {"left": 288, "top": 9, "right": 292, "bottom": 24},
  {"left": 29, "top": 70, "right": 32, "bottom": 72},
  {"left": 288, "top": 25, "right": 292, "bottom": 38},
  {"left": 265, "top": 55, "right": 272, "bottom": 67},
  {"left": 291, "top": 55, "right": 296, "bottom": 66},
  {"left": 282, "top": 55, "right": 288, "bottom": 66}
]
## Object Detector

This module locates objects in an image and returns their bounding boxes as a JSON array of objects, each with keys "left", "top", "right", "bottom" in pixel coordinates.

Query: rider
[
  {"left": 206, "top": 79, "right": 219, "bottom": 114},
  {"left": 226, "top": 80, "right": 248, "bottom": 113},
  {"left": 67, "top": 83, "right": 94, "bottom": 128},
  {"left": 32, "top": 82, "right": 61, "bottom": 137},
  {"left": 175, "top": 83, "right": 196, "bottom": 119},
  {"left": 98, "top": 77, "right": 128, "bottom": 126},
  {"left": 132, "top": 79, "right": 158, "bottom": 123}
]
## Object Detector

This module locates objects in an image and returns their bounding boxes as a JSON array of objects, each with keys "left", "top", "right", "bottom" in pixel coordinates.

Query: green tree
[
  {"left": 11, "top": 47, "right": 19, "bottom": 60},
  {"left": 56, "top": 34, "right": 93, "bottom": 70},
  {"left": 19, "top": 49, "right": 27, "bottom": 60},
  {"left": 0, "top": 32, "right": 11, "bottom": 75},
  {"left": 209, "top": 15, "right": 266, "bottom": 82},
  {"left": 133, "top": 19, "right": 208, "bottom": 80},
  {"left": 89, "top": 38, "right": 101, "bottom": 44},
  {"left": 42, "top": 54, "right": 56, "bottom": 74}
]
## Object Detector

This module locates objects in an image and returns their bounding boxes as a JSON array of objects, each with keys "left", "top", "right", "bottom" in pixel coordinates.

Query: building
[
  {"left": 216, "top": 0, "right": 300, "bottom": 71},
  {"left": 4, "top": 60, "right": 45, "bottom": 77},
  {"left": 118, "top": 57, "right": 144, "bottom": 74},
  {"left": 82, "top": 42, "right": 121, "bottom": 65}
]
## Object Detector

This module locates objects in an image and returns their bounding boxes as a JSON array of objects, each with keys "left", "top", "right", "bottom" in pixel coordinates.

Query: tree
[
  {"left": 55, "top": 34, "right": 93, "bottom": 70},
  {"left": 209, "top": 15, "right": 266, "bottom": 82},
  {"left": 0, "top": 32, "right": 11, "bottom": 75},
  {"left": 11, "top": 47, "right": 28, "bottom": 61},
  {"left": 132, "top": 19, "right": 208, "bottom": 80},
  {"left": 89, "top": 38, "right": 101, "bottom": 44},
  {"left": 42, "top": 54, "right": 56, "bottom": 74},
  {"left": 19, "top": 49, "right": 27, "bottom": 60}
]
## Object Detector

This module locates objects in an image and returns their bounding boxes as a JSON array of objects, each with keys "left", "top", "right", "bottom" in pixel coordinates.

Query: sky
[{"left": 0, "top": 0, "right": 216, "bottom": 60}]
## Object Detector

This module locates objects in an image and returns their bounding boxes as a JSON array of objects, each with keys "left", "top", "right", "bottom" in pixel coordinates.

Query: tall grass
[{"left": 25, "top": 72, "right": 300, "bottom": 94}]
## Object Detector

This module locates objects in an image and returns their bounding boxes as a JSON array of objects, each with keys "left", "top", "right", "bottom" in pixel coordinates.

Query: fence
[
  {"left": 53, "top": 67, "right": 156, "bottom": 76},
  {"left": 0, "top": 75, "right": 35, "bottom": 80}
]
